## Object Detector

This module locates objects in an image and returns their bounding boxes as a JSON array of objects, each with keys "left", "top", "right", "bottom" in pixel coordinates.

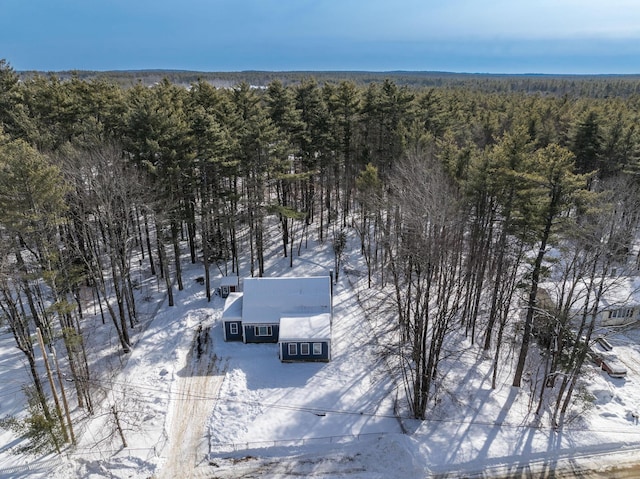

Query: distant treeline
[{"left": 17, "top": 69, "right": 640, "bottom": 98}]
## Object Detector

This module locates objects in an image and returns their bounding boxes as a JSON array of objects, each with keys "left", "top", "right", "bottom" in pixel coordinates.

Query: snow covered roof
[
  {"left": 540, "top": 275, "right": 640, "bottom": 313},
  {"left": 220, "top": 275, "right": 239, "bottom": 287},
  {"left": 241, "top": 276, "right": 331, "bottom": 324},
  {"left": 278, "top": 313, "right": 331, "bottom": 341},
  {"left": 221, "top": 292, "right": 243, "bottom": 321},
  {"left": 598, "top": 276, "right": 640, "bottom": 309}
]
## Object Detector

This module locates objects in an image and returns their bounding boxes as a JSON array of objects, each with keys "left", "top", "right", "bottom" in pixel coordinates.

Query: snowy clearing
[{"left": 0, "top": 236, "right": 639, "bottom": 478}]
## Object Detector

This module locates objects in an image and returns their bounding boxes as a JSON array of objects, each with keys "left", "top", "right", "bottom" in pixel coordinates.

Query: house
[
  {"left": 221, "top": 276, "right": 332, "bottom": 362},
  {"left": 221, "top": 292, "right": 243, "bottom": 341},
  {"left": 539, "top": 275, "right": 640, "bottom": 327},
  {"left": 597, "top": 276, "right": 640, "bottom": 325},
  {"left": 279, "top": 313, "right": 331, "bottom": 362},
  {"left": 219, "top": 275, "right": 239, "bottom": 298}
]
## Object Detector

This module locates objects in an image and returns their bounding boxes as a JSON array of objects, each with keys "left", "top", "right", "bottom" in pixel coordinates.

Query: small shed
[
  {"left": 221, "top": 292, "right": 243, "bottom": 341},
  {"left": 219, "top": 275, "right": 239, "bottom": 298},
  {"left": 278, "top": 313, "right": 331, "bottom": 362}
]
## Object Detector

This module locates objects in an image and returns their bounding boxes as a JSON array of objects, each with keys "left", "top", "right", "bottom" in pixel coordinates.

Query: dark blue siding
[
  {"left": 224, "top": 321, "right": 243, "bottom": 341},
  {"left": 244, "top": 324, "right": 279, "bottom": 343},
  {"left": 280, "top": 341, "right": 330, "bottom": 362}
]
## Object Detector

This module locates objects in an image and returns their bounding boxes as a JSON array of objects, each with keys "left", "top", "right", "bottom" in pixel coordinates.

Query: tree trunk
[
  {"left": 513, "top": 210, "right": 555, "bottom": 387},
  {"left": 143, "top": 211, "right": 156, "bottom": 276},
  {"left": 157, "top": 232, "right": 174, "bottom": 307},
  {"left": 171, "top": 221, "right": 184, "bottom": 291}
]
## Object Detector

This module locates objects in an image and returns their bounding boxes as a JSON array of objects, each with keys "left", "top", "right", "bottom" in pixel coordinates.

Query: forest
[{"left": 1, "top": 58, "right": 640, "bottom": 452}]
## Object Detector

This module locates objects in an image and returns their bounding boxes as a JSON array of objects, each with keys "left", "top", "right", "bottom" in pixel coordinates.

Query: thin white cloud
[
  {"left": 424, "top": 0, "right": 640, "bottom": 39},
  {"left": 337, "top": 0, "right": 640, "bottom": 41}
]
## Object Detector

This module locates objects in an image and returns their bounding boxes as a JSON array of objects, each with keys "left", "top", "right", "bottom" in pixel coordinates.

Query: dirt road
[{"left": 157, "top": 325, "right": 224, "bottom": 479}]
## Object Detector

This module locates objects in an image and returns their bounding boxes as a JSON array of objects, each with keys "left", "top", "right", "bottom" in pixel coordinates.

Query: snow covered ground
[{"left": 1, "top": 234, "right": 640, "bottom": 478}]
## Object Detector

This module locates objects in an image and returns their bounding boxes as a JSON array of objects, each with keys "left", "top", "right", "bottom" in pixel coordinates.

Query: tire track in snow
[{"left": 157, "top": 325, "right": 225, "bottom": 479}]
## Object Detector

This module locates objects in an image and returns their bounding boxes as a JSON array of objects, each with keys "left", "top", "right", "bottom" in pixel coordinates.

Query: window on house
[
  {"left": 230, "top": 323, "right": 238, "bottom": 335},
  {"left": 313, "top": 343, "right": 322, "bottom": 355},
  {"left": 609, "top": 308, "right": 634, "bottom": 319},
  {"left": 288, "top": 343, "right": 297, "bottom": 355},
  {"left": 255, "top": 326, "right": 272, "bottom": 336},
  {"left": 300, "top": 343, "right": 310, "bottom": 355}
]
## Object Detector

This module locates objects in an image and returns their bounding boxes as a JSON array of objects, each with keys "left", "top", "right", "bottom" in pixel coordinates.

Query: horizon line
[{"left": 14, "top": 68, "right": 640, "bottom": 78}]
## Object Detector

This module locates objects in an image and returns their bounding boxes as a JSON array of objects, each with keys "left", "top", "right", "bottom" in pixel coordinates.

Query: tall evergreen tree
[
  {"left": 232, "top": 82, "right": 277, "bottom": 276},
  {"left": 512, "top": 144, "right": 593, "bottom": 387},
  {"left": 572, "top": 110, "right": 602, "bottom": 181}
]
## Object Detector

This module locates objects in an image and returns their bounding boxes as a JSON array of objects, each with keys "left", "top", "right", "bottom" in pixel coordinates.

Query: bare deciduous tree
[{"left": 385, "top": 151, "right": 465, "bottom": 419}]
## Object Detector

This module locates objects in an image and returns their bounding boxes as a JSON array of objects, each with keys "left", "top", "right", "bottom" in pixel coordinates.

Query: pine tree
[
  {"left": 231, "top": 82, "right": 277, "bottom": 276},
  {"left": 512, "top": 144, "right": 594, "bottom": 387}
]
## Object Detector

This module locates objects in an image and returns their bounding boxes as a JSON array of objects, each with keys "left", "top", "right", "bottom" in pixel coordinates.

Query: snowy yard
[{"left": 0, "top": 236, "right": 640, "bottom": 478}]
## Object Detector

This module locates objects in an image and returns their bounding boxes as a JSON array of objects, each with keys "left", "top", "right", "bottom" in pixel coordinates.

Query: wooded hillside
[{"left": 1, "top": 59, "right": 639, "bottom": 450}]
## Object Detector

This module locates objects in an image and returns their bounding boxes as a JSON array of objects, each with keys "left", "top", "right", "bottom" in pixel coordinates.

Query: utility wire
[{"left": 74, "top": 375, "right": 640, "bottom": 435}]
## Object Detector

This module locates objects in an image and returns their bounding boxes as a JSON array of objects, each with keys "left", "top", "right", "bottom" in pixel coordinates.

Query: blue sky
[{"left": 1, "top": 0, "right": 639, "bottom": 74}]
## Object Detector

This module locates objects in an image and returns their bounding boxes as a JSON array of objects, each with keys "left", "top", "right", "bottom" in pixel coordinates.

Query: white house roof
[
  {"left": 241, "top": 276, "right": 331, "bottom": 325},
  {"left": 279, "top": 313, "right": 331, "bottom": 341},
  {"left": 220, "top": 275, "right": 239, "bottom": 287},
  {"left": 221, "top": 292, "right": 243, "bottom": 321},
  {"left": 598, "top": 276, "right": 640, "bottom": 309},
  {"left": 540, "top": 276, "right": 640, "bottom": 313}
]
